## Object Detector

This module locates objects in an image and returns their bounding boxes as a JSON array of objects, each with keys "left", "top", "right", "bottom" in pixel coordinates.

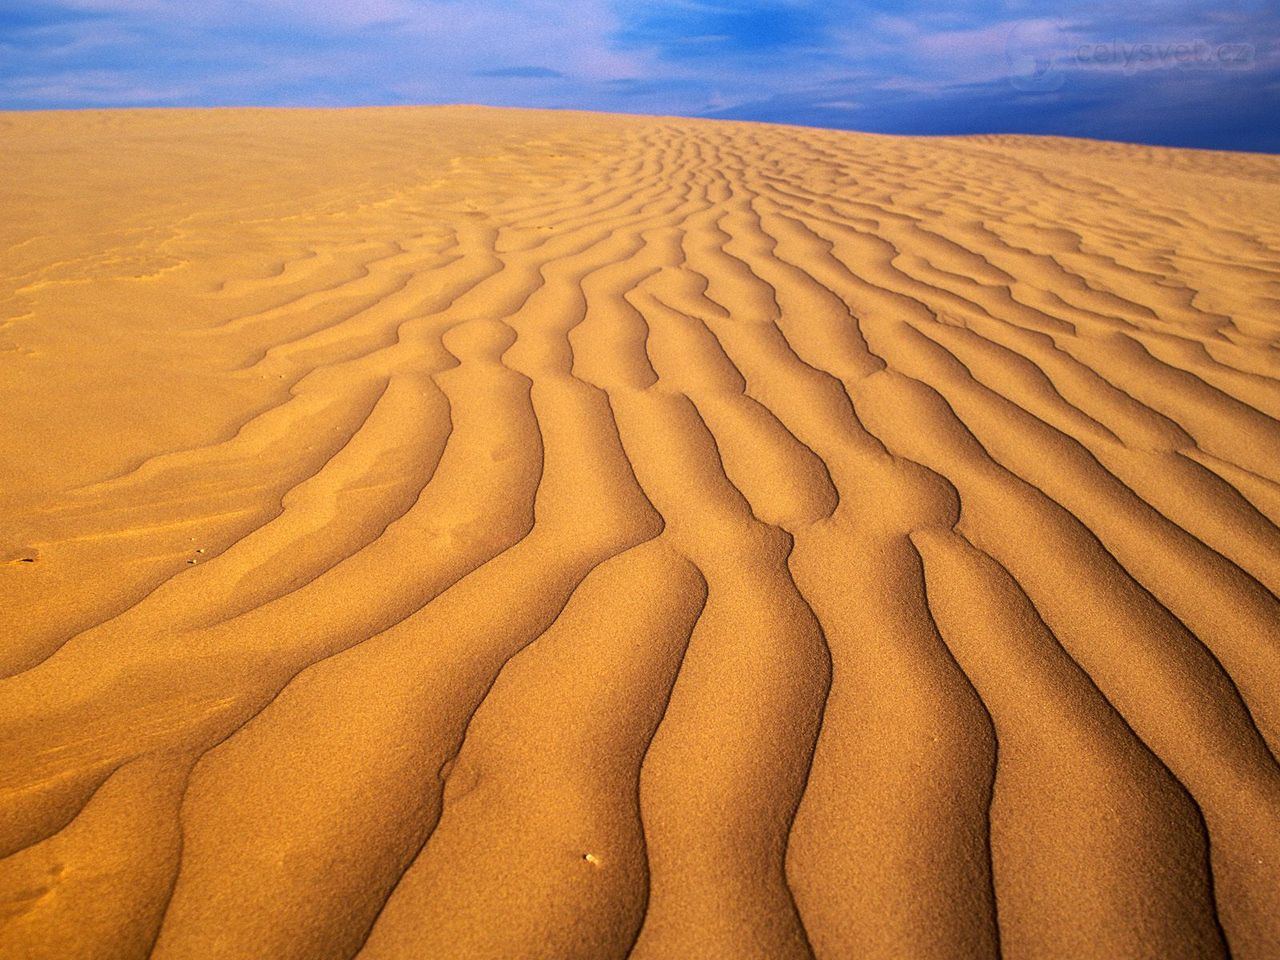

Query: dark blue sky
[{"left": 2, "top": 0, "right": 1277, "bottom": 151}]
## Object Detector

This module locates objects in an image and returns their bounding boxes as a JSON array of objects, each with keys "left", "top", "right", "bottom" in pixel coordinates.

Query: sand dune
[{"left": 1, "top": 106, "right": 1278, "bottom": 959}]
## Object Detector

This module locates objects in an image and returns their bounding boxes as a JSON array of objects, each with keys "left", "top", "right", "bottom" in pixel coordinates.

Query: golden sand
[{"left": 1, "top": 106, "right": 1278, "bottom": 959}]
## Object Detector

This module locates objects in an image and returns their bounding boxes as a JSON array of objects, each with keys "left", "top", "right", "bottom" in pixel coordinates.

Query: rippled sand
[{"left": 1, "top": 107, "right": 1278, "bottom": 959}]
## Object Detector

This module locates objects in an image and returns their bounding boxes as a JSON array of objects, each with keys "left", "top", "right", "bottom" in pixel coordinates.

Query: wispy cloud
[{"left": 473, "top": 66, "right": 565, "bottom": 79}]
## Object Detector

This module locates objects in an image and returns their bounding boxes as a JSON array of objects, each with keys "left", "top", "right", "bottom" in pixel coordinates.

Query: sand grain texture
[{"left": 1, "top": 107, "right": 1278, "bottom": 959}]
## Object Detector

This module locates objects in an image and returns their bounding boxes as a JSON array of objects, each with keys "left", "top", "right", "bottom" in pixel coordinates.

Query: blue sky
[{"left": 1, "top": 0, "right": 1277, "bottom": 151}]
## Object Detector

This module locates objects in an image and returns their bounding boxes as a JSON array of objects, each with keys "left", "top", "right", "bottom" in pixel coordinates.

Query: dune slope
[{"left": 0, "top": 106, "right": 1278, "bottom": 959}]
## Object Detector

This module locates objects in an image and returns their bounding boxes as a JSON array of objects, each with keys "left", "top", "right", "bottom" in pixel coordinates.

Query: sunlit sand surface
[{"left": 1, "top": 106, "right": 1278, "bottom": 959}]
